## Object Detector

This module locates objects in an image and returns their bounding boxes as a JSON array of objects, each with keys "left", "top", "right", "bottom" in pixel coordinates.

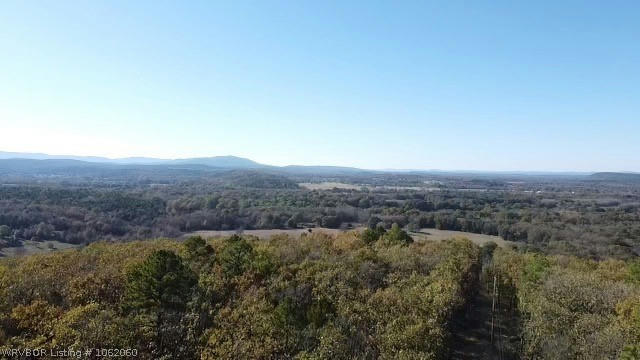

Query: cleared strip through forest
[{"left": 450, "top": 256, "right": 520, "bottom": 359}]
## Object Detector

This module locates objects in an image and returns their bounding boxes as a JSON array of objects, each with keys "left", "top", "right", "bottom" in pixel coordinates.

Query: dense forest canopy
[
  {"left": 1, "top": 163, "right": 639, "bottom": 260},
  {"left": 1, "top": 232, "right": 638, "bottom": 358},
  {"left": 490, "top": 248, "right": 640, "bottom": 358},
  {"left": 0, "top": 232, "right": 481, "bottom": 359}
]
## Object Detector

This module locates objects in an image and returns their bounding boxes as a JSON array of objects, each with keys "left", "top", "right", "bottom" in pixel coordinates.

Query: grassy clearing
[
  {"left": 186, "top": 227, "right": 365, "bottom": 239},
  {"left": 0, "top": 240, "right": 81, "bottom": 257},
  {"left": 409, "top": 228, "right": 514, "bottom": 247},
  {"left": 298, "top": 182, "right": 362, "bottom": 190},
  {"left": 298, "top": 182, "right": 438, "bottom": 191}
]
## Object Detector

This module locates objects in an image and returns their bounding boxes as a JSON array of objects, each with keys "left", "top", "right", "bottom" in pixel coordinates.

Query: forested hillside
[{"left": 0, "top": 230, "right": 480, "bottom": 359}]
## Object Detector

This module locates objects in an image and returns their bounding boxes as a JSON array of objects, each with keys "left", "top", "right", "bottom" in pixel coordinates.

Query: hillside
[
  {"left": 0, "top": 152, "right": 264, "bottom": 168},
  {"left": 0, "top": 152, "right": 369, "bottom": 176},
  {"left": 591, "top": 172, "right": 640, "bottom": 182}
]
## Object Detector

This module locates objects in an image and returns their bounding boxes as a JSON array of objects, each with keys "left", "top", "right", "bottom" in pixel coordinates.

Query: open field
[
  {"left": 186, "top": 227, "right": 365, "bottom": 239},
  {"left": 188, "top": 226, "right": 514, "bottom": 248},
  {"left": 0, "top": 240, "right": 81, "bottom": 257},
  {"left": 298, "top": 182, "right": 362, "bottom": 190},
  {"left": 409, "top": 228, "right": 514, "bottom": 247},
  {"left": 299, "top": 182, "right": 440, "bottom": 191}
]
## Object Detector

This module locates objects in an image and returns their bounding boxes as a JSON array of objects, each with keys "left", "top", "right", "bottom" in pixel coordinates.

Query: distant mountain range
[
  {"left": 590, "top": 172, "right": 640, "bottom": 182},
  {"left": 0, "top": 151, "right": 368, "bottom": 176},
  {"left": 0, "top": 151, "right": 638, "bottom": 177},
  {"left": 0, "top": 151, "right": 265, "bottom": 168}
]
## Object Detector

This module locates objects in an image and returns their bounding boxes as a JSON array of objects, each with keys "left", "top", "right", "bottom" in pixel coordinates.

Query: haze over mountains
[
  {"left": 0, "top": 151, "right": 262, "bottom": 167},
  {"left": 0, "top": 151, "right": 369, "bottom": 177},
  {"left": 1, "top": 151, "right": 639, "bottom": 179}
]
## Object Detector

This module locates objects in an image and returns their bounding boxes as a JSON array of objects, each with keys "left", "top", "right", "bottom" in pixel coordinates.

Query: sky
[{"left": 1, "top": 1, "right": 639, "bottom": 171}]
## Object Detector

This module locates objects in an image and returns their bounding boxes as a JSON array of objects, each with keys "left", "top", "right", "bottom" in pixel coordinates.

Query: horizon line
[{"left": 1, "top": 150, "right": 637, "bottom": 175}]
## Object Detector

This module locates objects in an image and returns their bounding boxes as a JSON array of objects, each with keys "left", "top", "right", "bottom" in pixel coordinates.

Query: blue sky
[{"left": 1, "top": 1, "right": 638, "bottom": 171}]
